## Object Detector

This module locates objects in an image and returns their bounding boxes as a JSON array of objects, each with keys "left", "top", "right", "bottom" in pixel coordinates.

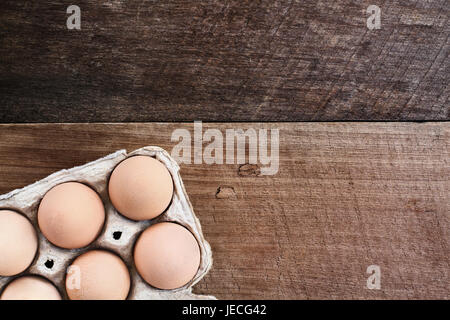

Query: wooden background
[
  {"left": 0, "top": 0, "right": 448, "bottom": 300},
  {"left": 0, "top": 123, "right": 448, "bottom": 299},
  {"left": 0, "top": 0, "right": 448, "bottom": 122}
]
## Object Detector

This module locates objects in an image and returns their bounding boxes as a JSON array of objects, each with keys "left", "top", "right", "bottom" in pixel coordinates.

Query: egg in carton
[{"left": 0, "top": 146, "right": 214, "bottom": 300}]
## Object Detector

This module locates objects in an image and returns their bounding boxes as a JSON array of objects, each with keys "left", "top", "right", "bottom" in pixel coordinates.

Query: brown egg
[
  {"left": 37, "top": 182, "right": 105, "bottom": 249},
  {"left": 0, "top": 210, "right": 38, "bottom": 276},
  {"left": 134, "top": 222, "right": 200, "bottom": 290},
  {"left": 65, "top": 250, "right": 130, "bottom": 300},
  {"left": 108, "top": 156, "right": 173, "bottom": 221},
  {"left": 0, "top": 276, "right": 61, "bottom": 300}
]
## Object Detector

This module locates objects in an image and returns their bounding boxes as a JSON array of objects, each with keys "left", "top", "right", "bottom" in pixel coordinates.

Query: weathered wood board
[
  {"left": 0, "top": 1, "right": 448, "bottom": 122},
  {"left": 0, "top": 123, "right": 448, "bottom": 299}
]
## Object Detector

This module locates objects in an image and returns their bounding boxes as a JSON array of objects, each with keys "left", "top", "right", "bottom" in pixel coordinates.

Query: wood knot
[
  {"left": 238, "top": 164, "right": 261, "bottom": 177},
  {"left": 215, "top": 186, "right": 237, "bottom": 199}
]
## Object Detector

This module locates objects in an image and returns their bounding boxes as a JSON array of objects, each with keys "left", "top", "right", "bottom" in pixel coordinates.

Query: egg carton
[{"left": 0, "top": 146, "right": 214, "bottom": 300}]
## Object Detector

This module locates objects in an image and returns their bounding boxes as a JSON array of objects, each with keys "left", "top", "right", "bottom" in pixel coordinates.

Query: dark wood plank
[
  {"left": 0, "top": 123, "right": 448, "bottom": 299},
  {"left": 0, "top": 1, "right": 448, "bottom": 122}
]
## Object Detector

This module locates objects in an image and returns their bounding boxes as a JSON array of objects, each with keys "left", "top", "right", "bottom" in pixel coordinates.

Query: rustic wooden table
[
  {"left": 0, "top": 0, "right": 448, "bottom": 301},
  {"left": 0, "top": 123, "right": 448, "bottom": 299}
]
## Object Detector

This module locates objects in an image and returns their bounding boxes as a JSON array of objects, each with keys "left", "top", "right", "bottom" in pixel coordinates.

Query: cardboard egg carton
[{"left": 0, "top": 146, "right": 214, "bottom": 300}]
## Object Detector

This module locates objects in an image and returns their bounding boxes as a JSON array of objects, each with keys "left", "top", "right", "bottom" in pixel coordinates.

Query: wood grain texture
[
  {"left": 0, "top": 1, "right": 448, "bottom": 122},
  {"left": 0, "top": 122, "right": 448, "bottom": 299}
]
